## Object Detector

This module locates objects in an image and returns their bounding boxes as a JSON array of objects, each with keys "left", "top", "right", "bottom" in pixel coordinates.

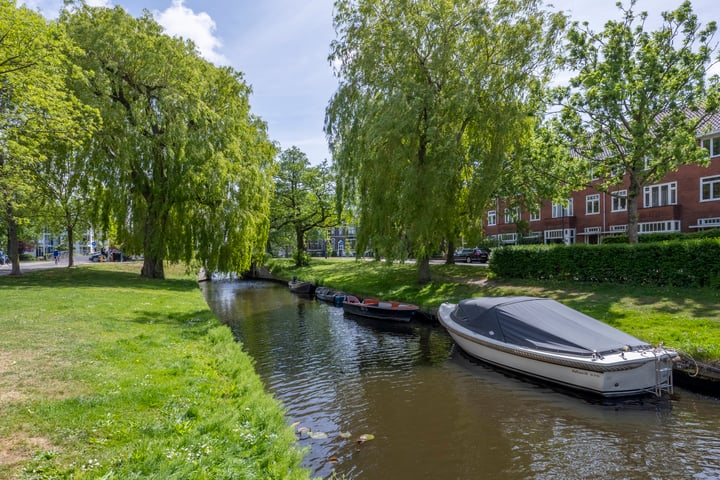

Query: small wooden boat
[
  {"left": 315, "top": 286, "right": 347, "bottom": 306},
  {"left": 438, "top": 297, "right": 677, "bottom": 397},
  {"left": 342, "top": 296, "right": 419, "bottom": 322},
  {"left": 288, "top": 278, "right": 315, "bottom": 295}
]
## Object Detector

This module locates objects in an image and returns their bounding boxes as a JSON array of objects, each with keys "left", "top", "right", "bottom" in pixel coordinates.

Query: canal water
[{"left": 201, "top": 280, "right": 720, "bottom": 480}]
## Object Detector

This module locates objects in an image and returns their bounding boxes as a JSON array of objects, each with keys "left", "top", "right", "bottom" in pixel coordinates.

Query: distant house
[
  {"left": 483, "top": 114, "right": 720, "bottom": 244},
  {"left": 306, "top": 224, "right": 357, "bottom": 257}
]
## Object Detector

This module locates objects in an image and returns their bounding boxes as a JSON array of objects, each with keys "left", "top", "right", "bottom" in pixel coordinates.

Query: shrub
[{"left": 489, "top": 238, "right": 720, "bottom": 287}]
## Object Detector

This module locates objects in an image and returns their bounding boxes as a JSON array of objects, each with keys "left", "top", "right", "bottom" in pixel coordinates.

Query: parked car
[
  {"left": 453, "top": 247, "right": 489, "bottom": 264},
  {"left": 89, "top": 252, "right": 107, "bottom": 262}
]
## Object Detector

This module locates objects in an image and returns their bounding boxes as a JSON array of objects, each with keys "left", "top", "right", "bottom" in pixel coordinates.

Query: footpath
[{"left": 0, "top": 256, "right": 91, "bottom": 275}]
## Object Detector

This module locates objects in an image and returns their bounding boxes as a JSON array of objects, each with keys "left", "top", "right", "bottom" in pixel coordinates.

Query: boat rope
[{"left": 678, "top": 349, "right": 700, "bottom": 378}]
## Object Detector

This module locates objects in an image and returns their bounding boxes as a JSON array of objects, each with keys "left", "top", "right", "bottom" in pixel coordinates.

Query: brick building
[{"left": 483, "top": 115, "right": 720, "bottom": 245}]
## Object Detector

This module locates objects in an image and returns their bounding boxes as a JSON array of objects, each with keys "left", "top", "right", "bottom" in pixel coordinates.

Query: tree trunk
[
  {"left": 627, "top": 177, "right": 641, "bottom": 244},
  {"left": 140, "top": 201, "right": 166, "bottom": 279},
  {"left": 417, "top": 256, "right": 431, "bottom": 284},
  {"left": 66, "top": 214, "right": 75, "bottom": 268},
  {"left": 295, "top": 226, "right": 306, "bottom": 267},
  {"left": 445, "top": 239, "right": 455, "bottom": 265},
  {"left": 6, "top": 207, "right": 21, "bottom": 276}
]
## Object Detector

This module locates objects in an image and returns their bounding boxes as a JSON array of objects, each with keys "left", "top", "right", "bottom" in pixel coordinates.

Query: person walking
[{"left": 53, "top": 249, "right": 60, "bottom": 264}]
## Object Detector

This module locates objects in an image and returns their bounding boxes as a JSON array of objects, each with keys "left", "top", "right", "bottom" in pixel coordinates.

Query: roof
[{"left": 452, "top": 297, "right": 649, "bottom": 356}]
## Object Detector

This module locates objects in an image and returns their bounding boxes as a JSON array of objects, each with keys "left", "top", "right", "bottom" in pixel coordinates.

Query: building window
[
  {"left": 504, "top": 207, "right": 518, "bottom": 224},
  {"left": 702, "top": 136, "right": 720, "bottom": 158},
  {"left": 551, "top": 199, "right": 573, "bottom": 218},
  {"left": 586, "top": 194, "right": 600, "bottom": 215},
  {"left": 611, "top": 190, "right": 627, "bottom": 212},
  {"left": 487, "top": 210, "right": 496, "bottom": 226},
  {"left": 701, "top": 175, "right": 720, "bottom": 202},
  {"left": 529, "top": 209, "right": 540, "bottom": 222},
  {"left": 643, "top": 182, "right": 677, "bottom": 208}
]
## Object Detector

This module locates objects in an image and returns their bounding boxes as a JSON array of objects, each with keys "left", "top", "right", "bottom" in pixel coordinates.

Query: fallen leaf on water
[
  {"left": 290, "top": 421, "right": 300, "bottom": 429},
  {"left": 309, "top": 431, "right": 328, "bottom": 439},
  {"left": 297, "top": 426, "right": 310, "bottom": 435},
  {"left": 356, "top": 434, "right": 375, "bottom": 443},
  {"left": 327, "top": 456, "right": 339, "bottom": 464},
  {"left": 339, "top": 432, "right": 352, "bottom": 439}
]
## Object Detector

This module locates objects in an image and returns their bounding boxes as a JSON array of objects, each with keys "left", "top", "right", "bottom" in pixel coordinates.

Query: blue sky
[{"left": 22, "top": 0, "right": 720, "bottom": 165}]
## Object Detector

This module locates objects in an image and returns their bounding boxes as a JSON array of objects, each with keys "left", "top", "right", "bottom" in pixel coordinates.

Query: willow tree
[
  {"left": 61, "top": 4, "right": 275, "bottom": 279},
  {"left": 0, "top": 2, "right": 98, "bottom": 275},
  {"left": 554, "top": 0, "right": 720, "bottom": 243},
  {"left": 325, "top": 0, "right": 565, "bottom": 283}
]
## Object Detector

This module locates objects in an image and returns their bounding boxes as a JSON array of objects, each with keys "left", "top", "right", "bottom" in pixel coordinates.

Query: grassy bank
[
  {"left": 0, "top": 263, "right": 309, "bottom": 480},
  {"left": 267, "top": 258, "right": 720, "bottom": 363}
]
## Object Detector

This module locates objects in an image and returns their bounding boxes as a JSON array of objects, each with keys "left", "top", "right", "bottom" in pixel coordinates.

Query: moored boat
[
  {"left": 315, "top": 286, "right": 347, "bottom": 306},
  {"left": 288, "top": 278, "right": 315, "bottom": 295},
  {"left": 342, "top": 296, "right": 419, "bottom": 322},
  {"left": 438, "top": 297, "right": 677, "bottom": 397}
]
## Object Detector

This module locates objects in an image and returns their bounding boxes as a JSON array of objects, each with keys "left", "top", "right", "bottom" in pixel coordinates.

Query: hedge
[{"left": 489, "top": 238, "right": 720, "bottom": 288}]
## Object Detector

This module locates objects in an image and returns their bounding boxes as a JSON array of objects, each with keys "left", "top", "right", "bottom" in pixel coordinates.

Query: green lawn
[
  {"left": 0, "top": 263, "right": 310, "bottom": 480},
  {"left": 268, "top": 257, "right": 720, "bottom": 363}
]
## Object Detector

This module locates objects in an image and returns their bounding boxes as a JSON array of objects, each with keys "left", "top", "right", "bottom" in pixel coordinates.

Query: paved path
[{"left": 0, "top": 256, "right": 91, "bottom": 275}]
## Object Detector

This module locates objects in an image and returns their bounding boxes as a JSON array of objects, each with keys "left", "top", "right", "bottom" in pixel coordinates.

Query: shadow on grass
[
  {"left": 128, "top": 308, "right": 218, "bottom": 340},
  {"left": 0, "top": 265, "right": 199, "bottom": 293}
]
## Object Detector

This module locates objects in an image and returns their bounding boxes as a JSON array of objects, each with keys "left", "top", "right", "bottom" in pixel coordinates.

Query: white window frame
[
  {"left": 551, "top": 199, "right": 573, "bottom": 218},
  {"left": 643, "top": 182, "right": 677, "bottom": 208},
  {"left": 700, "top": 175, "right": 720, "bottom": 202},
  {"left": 702, "top": 136, "right": 720, "bottom": 158},
  {"left": 487, "top": 210, "right": 496, "bottom": 226},
  {"left": 529, "top": 209, "right": 540, "bottom": 222},
  {"left": 504, "top": 207, "right": 519, "bottom": 224},
  {"left": 611, "top": 190, "right": 627, "bottom": 212},
  {"left": 586, "top": 194, "right": 600, "bottom": 215}
]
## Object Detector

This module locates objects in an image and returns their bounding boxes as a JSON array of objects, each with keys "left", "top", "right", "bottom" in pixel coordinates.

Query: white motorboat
[{"left": 438, "top": 297, "right": 677, "bottom": 397}]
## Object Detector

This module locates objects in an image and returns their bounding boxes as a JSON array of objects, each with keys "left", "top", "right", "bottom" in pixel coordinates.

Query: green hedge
[{"left": 489, "top": 238, "right": 720, "bottom": 287}]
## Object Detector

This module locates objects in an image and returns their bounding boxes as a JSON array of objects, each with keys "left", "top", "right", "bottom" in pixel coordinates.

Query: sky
[{"left": 21, "top": 0, "right": 720, "bottom": 165}]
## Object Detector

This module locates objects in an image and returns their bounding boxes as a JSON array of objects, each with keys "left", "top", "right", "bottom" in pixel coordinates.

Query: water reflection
[{"left": 201, "top": 280, "right": 720, "bottom": 480}]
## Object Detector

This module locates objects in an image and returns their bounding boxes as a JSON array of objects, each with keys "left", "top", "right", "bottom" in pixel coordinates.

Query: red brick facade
[{"left": 484, "top": 131, "right": 720, "bottom": 245}]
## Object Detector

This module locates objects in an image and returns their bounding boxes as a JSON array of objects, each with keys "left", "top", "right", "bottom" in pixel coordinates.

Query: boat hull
[
  {"left": 288, "top": 281, "right": 315, "bottom": 295},
  {"left": 439, "top": 303, "right": 675, "bottom": 397},
  {"left": 343, "top": 299, "right": 418, "bottom": 322}
]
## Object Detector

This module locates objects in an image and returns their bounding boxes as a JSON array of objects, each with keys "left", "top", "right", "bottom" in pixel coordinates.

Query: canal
[{"left": 201, "top": 280, "right": 720, "bottom": 479}]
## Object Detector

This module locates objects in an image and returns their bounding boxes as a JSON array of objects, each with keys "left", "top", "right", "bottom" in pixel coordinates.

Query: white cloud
[{"left": 154, "top": 0, "right": 228, "bottom": 66}]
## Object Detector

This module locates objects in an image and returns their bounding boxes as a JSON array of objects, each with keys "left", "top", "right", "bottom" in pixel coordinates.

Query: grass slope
[{"left": 0, "top": 263, "right": 309, "bottom": 480}]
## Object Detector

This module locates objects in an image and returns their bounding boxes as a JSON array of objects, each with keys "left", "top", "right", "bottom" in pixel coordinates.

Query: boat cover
[{"left": 452, "top": 297, "right": 650, "bottom": 356}]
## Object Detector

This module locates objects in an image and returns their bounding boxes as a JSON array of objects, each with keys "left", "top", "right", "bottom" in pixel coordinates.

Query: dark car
[{"left": 453, "top": 247, "right": 489, "bottom": 264}]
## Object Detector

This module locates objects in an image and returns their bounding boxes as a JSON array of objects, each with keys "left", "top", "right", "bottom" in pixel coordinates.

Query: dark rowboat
[
  {"left": 342, "top": 296, "right": 419, "bottom": 322},
  {"left": 288, "top": 279, "right": 315, "bottom": 295}
]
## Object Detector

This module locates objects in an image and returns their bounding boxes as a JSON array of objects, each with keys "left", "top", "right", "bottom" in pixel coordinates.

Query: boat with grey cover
[{"left": 438, "top": 297, "right": 676, "bottom": 397}]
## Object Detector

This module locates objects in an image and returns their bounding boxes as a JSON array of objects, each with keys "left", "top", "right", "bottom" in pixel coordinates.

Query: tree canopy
[
  {"left": 60, "top": 3, "right": 276, "bottom": 278},
  {"left": 325, "top": 0, "right": 566, "bottom": 282},
  {"left": 270, "top": 146, "right": 337, "bottom": 266},
  {"left": 0, "top": 1, "right": 98, "bottom": 275},
  {"left": 554, "top": 0, "right": 720, "bottom": 243}
]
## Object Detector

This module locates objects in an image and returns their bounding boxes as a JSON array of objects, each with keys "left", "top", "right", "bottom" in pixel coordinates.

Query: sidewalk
[{"left": 0, "top": 256, "right": 91, "bottom": 275}]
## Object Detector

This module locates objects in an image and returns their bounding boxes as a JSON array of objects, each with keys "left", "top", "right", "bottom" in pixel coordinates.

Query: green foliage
[
  {"left": 61, "top": 5, "right": 275, "bottom": 279},
  {"left": 489, "top": 239, "right": 720, "bottom": 287},
  {"left": 270, "top": 147, "right": 337, "bottom": 266},
  {"left": 602, "top": 228, "right": 720, "bottom": 243},
  {"left": 326, "top": 0, "right": 567, "bottom": 281},
  {"left": 554, "top": 0, "right": 720, "bottom": 242},
  {"left": 0, "top": 264, "right": 309, "bottom": 479},
  {"left": 0, "top": 2, "right": 98, "bottom": 271}
]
